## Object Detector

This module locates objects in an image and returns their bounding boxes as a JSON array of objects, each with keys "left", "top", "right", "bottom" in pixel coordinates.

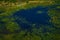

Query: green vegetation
[{"left": 0, "top": 0, "right": 60, "bottom": 40}]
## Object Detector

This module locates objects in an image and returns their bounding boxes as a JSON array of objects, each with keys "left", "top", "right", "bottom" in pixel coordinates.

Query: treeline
[
  {"left": 0, "top": 0, "right": 28, "bottom": 2},
  {"left": 0, "top": 0, "right": 17, "bottom": 2}
]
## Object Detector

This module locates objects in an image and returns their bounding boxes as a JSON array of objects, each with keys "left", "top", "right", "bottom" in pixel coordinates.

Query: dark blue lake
[
  {"left": 12, "top": 6, "right": 53, "bottom": 31},
  {"left": 11, "top": 4, "right": 60, "bottom": 32}
]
